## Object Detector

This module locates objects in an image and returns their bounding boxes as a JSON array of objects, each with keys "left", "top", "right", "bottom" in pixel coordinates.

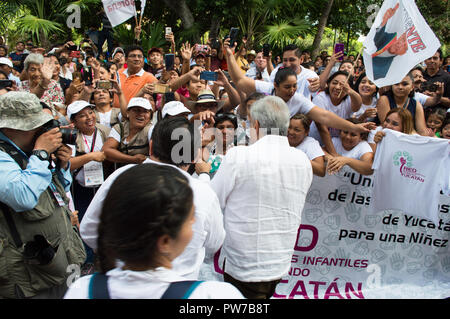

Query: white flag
[
  {"left": 363, "top": 0, "right": 441, "bottom": 87},
  {"left": 102, "top": 0, "right": 137, "bottom": 28}
]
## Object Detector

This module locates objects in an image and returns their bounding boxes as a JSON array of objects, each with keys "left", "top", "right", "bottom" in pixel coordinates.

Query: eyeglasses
[{"left": 128, "top": 54, "right": 143, "bottom": 59}]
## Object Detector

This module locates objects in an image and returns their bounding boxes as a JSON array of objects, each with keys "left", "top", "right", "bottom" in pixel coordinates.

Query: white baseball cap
[
  {"left": 0, "top": 57, "right": 13, "bottom": 68},
  {"left": 127, "top": 97, "right": 153, "bottom": 111},
  {"left": 162, "top": 101, "right": 191, "bottom": 118},
  {"left": 67, "top": 100, "right": 94, "bottom": 119}
]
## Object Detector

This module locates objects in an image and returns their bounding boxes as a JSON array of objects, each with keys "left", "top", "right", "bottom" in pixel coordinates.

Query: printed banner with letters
[{"left": 200, "top": 167, "right": 450, "bottom": 299}]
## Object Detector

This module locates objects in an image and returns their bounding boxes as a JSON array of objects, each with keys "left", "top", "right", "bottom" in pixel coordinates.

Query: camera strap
[
  {"left": 0, "top": 141, "right": 26, "bottom": 248},
  {"left": 0, "top": 201, "right": 23, "bottom": 249}
]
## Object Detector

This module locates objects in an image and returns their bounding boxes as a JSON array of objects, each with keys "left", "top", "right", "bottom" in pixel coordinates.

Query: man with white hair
[{"left": 211, "top": 96, "right": 313, "bottom": 299}]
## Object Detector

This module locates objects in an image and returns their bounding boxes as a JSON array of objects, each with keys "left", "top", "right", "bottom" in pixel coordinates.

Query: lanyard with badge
[{"left": 82, "top": 128, "right": 104, "bottom": 187}]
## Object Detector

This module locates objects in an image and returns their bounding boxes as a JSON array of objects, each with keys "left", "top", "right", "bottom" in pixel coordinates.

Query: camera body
[
  {"left": 41, "top": 119, "right": 78, "bottom": 145},
  {"left": 421, "top": 82, "right": 437, "bottom": 93}
]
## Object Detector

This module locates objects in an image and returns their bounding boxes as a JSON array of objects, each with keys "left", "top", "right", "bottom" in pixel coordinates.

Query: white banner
[
  {"left": 102, "top": 0, "right": 137, "bottom": 28},
  {"left": 200, "top": 167, "right": 450, "bottom": 299},
  {"left": 363, "top": 0, "right": 440, "bottom": 87}
]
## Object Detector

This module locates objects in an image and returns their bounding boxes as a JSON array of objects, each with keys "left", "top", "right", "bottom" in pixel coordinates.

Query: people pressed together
[{"left": 0, "top": 22, "right": 448, "bottom": 300}]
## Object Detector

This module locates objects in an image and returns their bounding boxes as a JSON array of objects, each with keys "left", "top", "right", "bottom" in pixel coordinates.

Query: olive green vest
[
  {"left": 73, "top": 123, "right": 115, "bottom": 182},
  {"left": 74, "top": 123, "right": 111, "bottom": 156},
  {"left": 0, "top": 142, "right": 86, "bottom": 299},
  {"left": 113, "top": 120, "right": 151, "bottom": 156}
]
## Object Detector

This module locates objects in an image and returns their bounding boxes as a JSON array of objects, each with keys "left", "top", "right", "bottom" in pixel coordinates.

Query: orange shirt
[{"left": 113, "top": 68, "right": 157, "bottom": 108}]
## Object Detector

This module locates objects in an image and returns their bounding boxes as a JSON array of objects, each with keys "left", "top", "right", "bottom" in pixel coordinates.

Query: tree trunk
[
  {"left": 209, "top": 16, "right": 221, "bottom": 40},
  {"left": 311, "top": 0, "right": 334, "bottom": 59},
  {"left": 163, "top": 0, "right": 195, "bottom": 29}
]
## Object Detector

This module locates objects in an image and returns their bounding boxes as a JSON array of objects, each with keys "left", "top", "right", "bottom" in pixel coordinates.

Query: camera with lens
[
  {"left": 23, "top": 235, "right": 56, "bottom": 265},
  {"left": 41, "top": 119, "right": 78, "bottom": 145},
  {"left": 421, "top": 82, "right": 438, "bottom": 93}
]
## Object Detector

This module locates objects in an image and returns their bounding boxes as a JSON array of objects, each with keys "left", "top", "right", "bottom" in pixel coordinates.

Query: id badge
[
  {"left": 84, "top": 161, "right": 104, "bottom": 187},
  {"left": 50, "top": 183, "right": 66, "bottom": 207}
]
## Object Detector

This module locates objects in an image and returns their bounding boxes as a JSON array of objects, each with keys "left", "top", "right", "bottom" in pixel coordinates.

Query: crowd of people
[{"left": 0, "top": 22, "right": 449, "bottom": 300}]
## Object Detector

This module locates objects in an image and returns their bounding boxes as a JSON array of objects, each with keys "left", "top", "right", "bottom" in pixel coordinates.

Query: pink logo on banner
[{"left": 393, "top": 151, "right": 425, "bottom": 182}]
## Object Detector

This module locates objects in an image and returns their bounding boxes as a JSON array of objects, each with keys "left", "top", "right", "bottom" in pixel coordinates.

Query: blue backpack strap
[
  {"left": 161, "top": 280, "right": 203, "bottom": 299},
  {"left": 88, "top": 272, "right": 111, "bottom": 299}
]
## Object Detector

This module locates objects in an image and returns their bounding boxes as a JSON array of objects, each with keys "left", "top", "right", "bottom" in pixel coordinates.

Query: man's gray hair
[
  {"left": 24, "top": 53, "right": 44, "bottom": 71},
  {"left": 249, "top": 95, "right": 290, "bottom": 136}
]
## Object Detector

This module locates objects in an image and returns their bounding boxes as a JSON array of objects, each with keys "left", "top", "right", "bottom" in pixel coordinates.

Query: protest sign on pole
[
  {"left": 102, "top": 0, "right": 137, "bottom": 28},
  {"left": 362, "top": 0, "right": 441, "bottom": 87}
]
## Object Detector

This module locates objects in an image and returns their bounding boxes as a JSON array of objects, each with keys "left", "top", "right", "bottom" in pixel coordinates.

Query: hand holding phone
[
  {"left": 334, "top": 43, "right": 345, "bottom": 62},
  {"left": 82, "top": 67, "right": 93, "bottom": 86},
  {"left": 263, "top": 44, "right": 270, "bottom": 57},
  {"left": 96, "top": 80, "right": 112, "bottom": 90},
  {"left": 69, "top": 51, "right": 81, "bottom": 58},
  {"left": 228, "top": 28, "right": 239, "bottom": 49},
  {"left": 154, "top": 83, "right": 170, "bottom": 94},
  {"left": 200, "top": 71, "right": 218, "bottom": 82},
  {"left": 165, "top": 54, "right": 175, "bottom": 71}
]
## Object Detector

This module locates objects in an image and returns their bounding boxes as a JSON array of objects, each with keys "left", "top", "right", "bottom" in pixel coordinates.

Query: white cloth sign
[
  {"left": 102, "top": 0, "right": 137, "bottom": 27},
  {"left": 363, "top": 0, "right": 441, "bottom": 87},
  {"left": 371, "top": 129, "right": 450, "bottom": 224}
]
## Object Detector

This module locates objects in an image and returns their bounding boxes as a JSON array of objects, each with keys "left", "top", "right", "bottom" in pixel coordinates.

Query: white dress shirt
[
  {"left": 211, "top": 135, "right": 313, "bottom": 282},
  {"left": 64, "top": 266, "right": 244, "bottom": 299},
  {"left": 80, "top": 158, "right": 225, "bottom": 280}
]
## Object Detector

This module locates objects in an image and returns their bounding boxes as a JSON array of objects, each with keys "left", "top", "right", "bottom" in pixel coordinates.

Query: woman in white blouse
[
  {"left": 324, "top": 118, "right": 374, "bottom": 176},
  {"left": 288, "top": 113, "right": 326, "bottom": 176},
  {"left": 351, "top": 72, "right": 379, "bottom": 122},
  {"left": 309, "top": 71, "right": 362, "bottom": 150}
]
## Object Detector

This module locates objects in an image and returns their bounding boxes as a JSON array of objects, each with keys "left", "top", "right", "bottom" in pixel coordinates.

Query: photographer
[{"left": 0, "top": 92, "right": 86, "bottom": 299}]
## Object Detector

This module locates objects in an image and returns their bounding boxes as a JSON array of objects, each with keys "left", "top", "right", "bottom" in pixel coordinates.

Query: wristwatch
[{"left": 32, "top": 149, "right": 50, "bottom": 161}]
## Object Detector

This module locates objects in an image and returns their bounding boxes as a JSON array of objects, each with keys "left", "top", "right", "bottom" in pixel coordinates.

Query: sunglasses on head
[{"left": 215, "top": 113, "right": 236, "bottom": 120}]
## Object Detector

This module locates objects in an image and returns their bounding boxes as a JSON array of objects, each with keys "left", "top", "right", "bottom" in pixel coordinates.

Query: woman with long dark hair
[{"left": 65, "top": 164, "right": 244, "bottom": 299}]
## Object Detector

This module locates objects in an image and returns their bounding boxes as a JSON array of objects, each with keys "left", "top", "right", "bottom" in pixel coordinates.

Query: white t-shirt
[
  {"left": 269, "top": 65, "right": 319, "bottom": 100},
  {"left": 309, "top": 91, "right": 354, "bottom": 144},
  {"left": 371, "top": 129, "right": 450, "bottom": 224},
  {"left": 294, "top": 136, "right": 325, "bottom": 161},
  {"left": 108, "top": 124, "right": 152, "bottom": 144},
  {"left": 332, "top": 137, "right": 373, "bottom": 160},
  {"left": 69, "top": 129, "right": 104, "bottom": 187},
  {"left": 255, "top": 80, "right": 315, "bottom": 117},
  {"left": 367, "top": 126, "right": 383, "bottom": 145},
  {"left": 64, "top": 267, "right": 244, "bottom": 299},
  {"left": 414, "top": 92, "right": 429, "bottom": 106},
  {"left": 97, "top": 110, "right": 122, "bottom": 128},
  {"left": 351, "top": 97, "right": 378, "bottom": 119}
]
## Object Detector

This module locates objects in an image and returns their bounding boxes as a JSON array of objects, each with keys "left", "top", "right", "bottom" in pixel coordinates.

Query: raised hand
[
  {"left": 41, "top": 57, "right": 55, "bottom": 82},
  {"left": 180, "top": 42, "right": 194, "bottom": 61}
]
